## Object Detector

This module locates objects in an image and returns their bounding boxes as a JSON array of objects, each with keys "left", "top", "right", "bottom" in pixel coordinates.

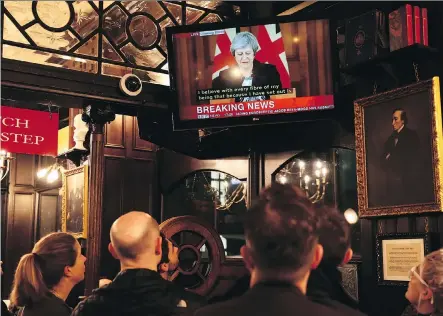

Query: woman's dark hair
[{"left": 9, "top": 232, "right": 78, "bottom": 308}]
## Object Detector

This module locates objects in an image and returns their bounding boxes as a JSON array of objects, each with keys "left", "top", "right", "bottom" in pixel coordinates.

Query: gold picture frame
[
  {"left": 62, "top": 165, "right": 89, "bottom": 238},
  {"left": 355, "top": 77, "right": 443, "bottom": 217}
]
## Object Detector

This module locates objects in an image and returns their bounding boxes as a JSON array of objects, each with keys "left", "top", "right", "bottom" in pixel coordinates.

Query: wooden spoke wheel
[{"left": 159, "top": 215, "right": 226, "bottom": 296}]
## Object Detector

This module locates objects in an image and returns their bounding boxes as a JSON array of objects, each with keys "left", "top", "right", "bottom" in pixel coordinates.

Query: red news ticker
[{"left": 180, "top": 95, "right": 334, "bottom": 120}]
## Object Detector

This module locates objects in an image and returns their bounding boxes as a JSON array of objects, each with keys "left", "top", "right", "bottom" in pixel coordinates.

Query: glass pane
[
  {"left": 4, "top": 1, "right": 35, "bottom": 25},
  {"left": 74, "top": 34, "right": 99, "bottom": 57},
  {"left": 103, "top": 5, "right": 128, "bottom": 45},
  {"left": 186, "top": 1, "right": 223, "bottom": 10},
  {"left": 159, "top": 17, "right": 176, "bottom": 53},
  {"left": 185, "top": 7, "right": 205, "bottom": 24},
  {"left": 36, "top": 1, "right": 71, "bottom": 29},
  {"left": 2, "top": 44, "right": 98, "bottom": 74},
  {"left": 26, "top": 25, "right": 79, "bottom": 51},
  {"left": 3, "top": 15, "right": 29, "bottom": 44},
  {"left": 129, "top": 15, "right": 158, "bottom": 48},
  {"left": 123, "top": 1, "right": 165, "bottom": 19},
  {"left": 103, "top": 1, "right": 114, "bottom": 9},
  {"left": 164, "top": 2, "right": 183, "bottom": 25},
  {"left": 102, "top": 36, "right": 124, "bottom": 62},
  {"left": 120, "top": 43, "right": 165, "bottom": 68},
  {"left": 72, "top": 1, "right": 99, "bottom": 38},
  {"left": 101, "top": 63, "right": 170, "bottom": 86},
  {"left": 199, "top": 13, "right": 222, "bottom": 24}
]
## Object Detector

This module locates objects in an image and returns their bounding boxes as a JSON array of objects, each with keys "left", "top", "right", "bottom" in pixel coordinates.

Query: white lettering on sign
[{"left": 0, "top": 116, "right": 45, "bottom": 145}]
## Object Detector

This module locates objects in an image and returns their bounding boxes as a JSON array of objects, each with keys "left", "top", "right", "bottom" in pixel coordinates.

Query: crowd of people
[{"left": 2, "top": 183, "right": 442, "bottom": 316}]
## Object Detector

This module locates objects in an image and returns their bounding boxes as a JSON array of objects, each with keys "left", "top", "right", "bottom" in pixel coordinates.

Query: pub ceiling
[{"left": 2, "top": 1, "right": 236, "bottom": 86}]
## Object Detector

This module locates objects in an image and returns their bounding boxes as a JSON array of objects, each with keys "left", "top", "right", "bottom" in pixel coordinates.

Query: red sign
[
  {"left": 180, "top": 95, "right": 334, "bottom": 120},
  {"left": 1, "top": 106, "right": 59, "bottom": 157}
]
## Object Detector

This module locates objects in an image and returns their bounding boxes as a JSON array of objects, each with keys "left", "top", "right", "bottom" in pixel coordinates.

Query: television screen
[{"left": 168, "top": 19, "right": 336, "bottom": 130}]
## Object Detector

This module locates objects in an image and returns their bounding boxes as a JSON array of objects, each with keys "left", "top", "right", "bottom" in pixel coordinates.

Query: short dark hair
[
  {"left": 159, "top": 232, "right": 170, "bottom": 265},
  {"left": 316, "top": 206, "right": 351, "bottom": 266},
  {"left": 393, "top": 108, "right": 408, "bottom": 125},
  {"left": 244, "top": 183, "right": 320, "bottom": 277}
]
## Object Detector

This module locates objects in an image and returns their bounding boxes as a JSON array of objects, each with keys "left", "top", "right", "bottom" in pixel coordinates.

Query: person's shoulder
[
  {"left": 71, "top": 291, "right": 105, "bottom": 316},
  {"left": 194, "top": 296, "right": 242, "bottom": 316}
]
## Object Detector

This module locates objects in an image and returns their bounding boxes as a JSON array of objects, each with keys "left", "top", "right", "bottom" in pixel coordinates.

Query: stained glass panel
[
  {"left": 2, "top": 44, "right": 98, "bottom": 73},
  {"left": 2, "top": 1, "right": 237, "bottom": 86},
  {"left": 72, "top": 1, "right": 99, "bottom": 38}
]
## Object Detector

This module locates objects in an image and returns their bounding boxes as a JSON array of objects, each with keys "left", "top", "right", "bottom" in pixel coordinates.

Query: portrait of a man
[
  {"left": 212, "top": 32, "right": 282, "bottom": 102},
  {"left": 381, "top": 109, "right": 421, "bottom": 205}
]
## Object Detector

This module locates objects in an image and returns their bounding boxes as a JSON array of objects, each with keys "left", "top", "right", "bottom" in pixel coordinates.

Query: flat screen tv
[{"left": 166, "top": 16, "right": 338, "bottom": 130}]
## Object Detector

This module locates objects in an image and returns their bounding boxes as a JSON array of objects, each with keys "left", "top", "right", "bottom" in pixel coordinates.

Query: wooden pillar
[
  {"left": 82, "top": 105, "right": 115, "bottom": 295},
  {"left": 247, "top": 150, "right": 265, "bottom": 207}
]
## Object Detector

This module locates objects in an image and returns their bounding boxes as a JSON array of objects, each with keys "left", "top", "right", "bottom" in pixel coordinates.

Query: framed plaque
[{"left": 375, "top": 233, "right": 433, "bottom": 286}]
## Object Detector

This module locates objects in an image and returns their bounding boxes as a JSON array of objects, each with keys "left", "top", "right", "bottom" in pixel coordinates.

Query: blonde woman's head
[{"left": 406, "top": 249, "right": 443, "bottom": 314}]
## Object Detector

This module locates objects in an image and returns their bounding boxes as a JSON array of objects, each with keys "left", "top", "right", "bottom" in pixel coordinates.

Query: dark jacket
[
  {"left": 195, "top": 281, "right": 342, "bottom": 316},
  {"left": 212, "top": 60, "right": 282, "bottom": 91},
  {"left": 12, "top": 292, "right": 72, "bottom": 316},
  {"left": 71, "top": 269, "right": 194, "bottom": 316},
  {"left": 307, "top": 264, "right": 366, "bottom": 316},
  {"left": 401, "top": 304, "right": 443, "bottom": 316},
  {"left": 3, "top": 300, "right": 11, "bottom": 316},
  {"left": 381, "top": 126, "right": 428, "bottom": 205}
]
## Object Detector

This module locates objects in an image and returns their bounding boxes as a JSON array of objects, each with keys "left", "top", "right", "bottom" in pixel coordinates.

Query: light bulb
[
  {"left": 344, "top": 208, "right": 358, "bottom": 224},
  {"left": 47, "top": 169, "right": 59, "bottom": 183},
  {"left": 37, "top": 167, "right": 49, "bottom": 178},
  {"left": 315, "top": 161, "right": 322, "bottom": 169},
  {"left": 314, "top": 170, "right": 321, "bottom": 178},
  {"left": 322, "top": 167, "right": 328, "bottom": 176},
  {"left": 279, "top": 175, "right": 288, "bottom": 184},
  {"left": 0, "top": 150, "right": 6, "bottom": 157},
  {"left": 298, "top": 160, "right": 305, "bottom": 169},
  {"left": 304, "top": 175, "right": 310, "bottom": 183}
]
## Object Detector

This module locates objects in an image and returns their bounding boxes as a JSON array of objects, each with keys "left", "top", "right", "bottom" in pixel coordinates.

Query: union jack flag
[{"left": 212, "top": 25, "right": 291, "bottom": 88}]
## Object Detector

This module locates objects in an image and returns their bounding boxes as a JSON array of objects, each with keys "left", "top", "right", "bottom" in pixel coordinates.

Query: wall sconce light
[
  {"left": 37, "top": 162, "right": 64, "bottom": 183},
  {"left": 0, "top": 150, "right": 14, "bottom": 181}
]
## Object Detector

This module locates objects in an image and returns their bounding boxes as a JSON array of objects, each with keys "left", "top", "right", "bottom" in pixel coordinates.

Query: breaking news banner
[{"left": 182, "top": 95, "right": 334, "bottom": 120}]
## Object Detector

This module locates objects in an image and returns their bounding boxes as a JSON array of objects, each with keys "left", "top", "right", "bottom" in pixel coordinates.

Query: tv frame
[{"left": 166, "top": 14, "right": 340, "bottom": 131}]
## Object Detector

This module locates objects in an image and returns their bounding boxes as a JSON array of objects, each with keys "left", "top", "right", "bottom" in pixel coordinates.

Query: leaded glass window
[{"left": 1, "top": 1, "right": 238, "bottom": 86}]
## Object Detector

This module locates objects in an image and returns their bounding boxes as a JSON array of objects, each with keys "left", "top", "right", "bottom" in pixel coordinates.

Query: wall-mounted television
[{"left": 166, "top": 16, "right": 338, "bottom": 130}]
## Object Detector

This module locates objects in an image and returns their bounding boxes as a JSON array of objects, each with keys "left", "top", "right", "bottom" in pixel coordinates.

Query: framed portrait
[
  {"left": 354, "top": 77, "right": 443, "bottom": 217},
  {"left": 62, "top": 165, "right": 88, "bottom": 238},
  {"left": 375, "top": 233, "right": 432, "bottom": 286}
]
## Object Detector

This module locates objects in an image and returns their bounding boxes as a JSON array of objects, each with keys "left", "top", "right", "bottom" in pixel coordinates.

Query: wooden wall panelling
[
  {"left": 100, "top": 114, "right": 159, "bottom": 279},
  {"left": 100, "top": 156, "right": 125, "bottom": 279},
  {"left": 3, "top": 154, "right": 37, "bottom": 298},
  {"left": 104, "top": 114, "right": 126, "bottom": 158}
]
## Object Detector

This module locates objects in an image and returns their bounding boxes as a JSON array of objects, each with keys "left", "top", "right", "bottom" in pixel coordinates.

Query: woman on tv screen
[{"left": 212, "top": 31, "right": 282, "bottom": 102}]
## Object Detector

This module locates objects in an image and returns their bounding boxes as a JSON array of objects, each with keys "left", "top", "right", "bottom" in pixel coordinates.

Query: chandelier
[
  {"left": 0, "top": 150, "right": 14, "bottom": 181},
  {"left": 276, "top": 158, "right": 330, "bottom": 204},
  {"left": 186, "top": 171, "right": 246, "bottom": 212}
]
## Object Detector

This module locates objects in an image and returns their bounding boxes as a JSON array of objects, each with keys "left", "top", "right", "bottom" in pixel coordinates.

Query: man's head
[
  {"left": 158, "top": 232, "right": 179, "bottom": 277},
  {"left": 316, "top": 206, "right": 353, "bottom": 267},
  {"left": 392, "top": 108, "right": 408, "bottom": 131},
  {"left": 108, "top": 211, "right": 162, "bottom": 270},
  {"left": 241, "top": 183, "right": 323, "bottom": 287}
]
